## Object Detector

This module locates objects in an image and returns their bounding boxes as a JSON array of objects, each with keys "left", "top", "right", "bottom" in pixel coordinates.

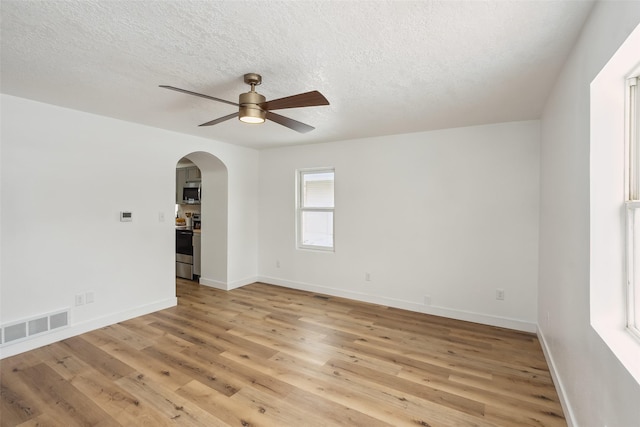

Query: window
[
  {"left": 626, "top": 75, "right": 640, "bottom": 340},
  {"left": 297, "top": 168, "right": 334, "bottom": 250},
  {"left": 590, "top": 24, "right": 640, "bottom": 384}
]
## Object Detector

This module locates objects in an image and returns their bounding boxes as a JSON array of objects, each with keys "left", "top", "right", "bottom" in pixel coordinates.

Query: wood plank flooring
[{"left": 1, "top": 279, "right": 566, "bottom": 426}]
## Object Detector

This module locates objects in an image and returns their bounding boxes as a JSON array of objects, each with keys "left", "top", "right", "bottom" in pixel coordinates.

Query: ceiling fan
[{"left": 160, "top": 73, "right": 329, "bottom": 133}]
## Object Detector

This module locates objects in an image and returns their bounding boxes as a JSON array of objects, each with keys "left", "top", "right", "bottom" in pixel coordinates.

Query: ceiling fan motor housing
[{"left": 239, "top": 90, "right": 266, "bottom": 123}]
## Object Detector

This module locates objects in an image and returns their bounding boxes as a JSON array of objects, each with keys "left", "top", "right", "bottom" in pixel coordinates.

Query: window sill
[
  {"left": 592, "top": 322, "right": 640, "bottom": 385},
  {"left": 296, "top": 245, "right": 335, "bottom": 253}
]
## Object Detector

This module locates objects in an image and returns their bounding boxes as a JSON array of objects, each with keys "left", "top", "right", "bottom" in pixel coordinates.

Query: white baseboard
[
  {"left": 199, "top": 277, "right": 227, "bottom": 290},
  {"left": 229, "top": 276, "right": 259, "bottom": 290},
  {"left": 0, "top": 297, "right": 177, "bottom": 359},
  {"left": 256, "top": 276, "right": 537, "bottom": 333},
  {"left": 537, "top": 326, "right": 576, "bottom": 427},
  {"left": 199, "top": 276, "right": 258, "bottom": 290}
]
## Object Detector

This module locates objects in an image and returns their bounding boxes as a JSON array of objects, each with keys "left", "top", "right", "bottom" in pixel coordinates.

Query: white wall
[
  {"left": 538, "top": 1, "right": 640, "bottom": 426},
  {"left": 0, "top": 94, "right": 259, "bottom": 358},
  {"left": 258, "top": 120, "right": 540, "bottom": 331}
]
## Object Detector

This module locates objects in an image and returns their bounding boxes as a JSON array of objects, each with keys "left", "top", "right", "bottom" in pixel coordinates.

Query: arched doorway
[{"left": 176, "top": 151, "right": 228, "bottom": 287}]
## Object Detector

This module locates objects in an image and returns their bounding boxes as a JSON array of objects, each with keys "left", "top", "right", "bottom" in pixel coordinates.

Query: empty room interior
[{"left": 1, "top": 1, "right": 640, "bottom": 426}]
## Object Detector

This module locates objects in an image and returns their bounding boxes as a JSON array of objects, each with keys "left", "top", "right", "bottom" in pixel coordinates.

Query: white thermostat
[{"left": 120, "top": 211, "right": 133, "bottom": 222}]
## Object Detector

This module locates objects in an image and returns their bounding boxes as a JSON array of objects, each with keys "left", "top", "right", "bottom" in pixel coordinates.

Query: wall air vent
[{"left": 0, "top": 309, "right": 70, "bottom": 346}]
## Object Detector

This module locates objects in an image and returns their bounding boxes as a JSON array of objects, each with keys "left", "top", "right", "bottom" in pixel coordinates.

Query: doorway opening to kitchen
[{"left": 175, "top": 151, "right": 228, "bottom": 289}]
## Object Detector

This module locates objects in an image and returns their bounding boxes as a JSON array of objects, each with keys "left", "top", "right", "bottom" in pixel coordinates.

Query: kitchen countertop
[{"left": 175, "top": 226, "right": 201, "bottom": 234}]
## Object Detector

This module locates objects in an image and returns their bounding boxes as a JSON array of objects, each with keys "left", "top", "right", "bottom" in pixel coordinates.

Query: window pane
[
  {"left": 301, "top": 211, "right": 333, "bottom": 247},
  {"left": 631, "top": 78, "right": 640, "bottom": 200},
  {"left": 302, "top": 172, "right": 334, "bottom": 208}
]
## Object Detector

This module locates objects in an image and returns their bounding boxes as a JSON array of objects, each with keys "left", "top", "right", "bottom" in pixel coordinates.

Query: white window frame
[
  {"left": 296, "top": 167, "right": 335, "bottom": 251},
  {"left": 626, "top": 75, "right": 640, "bottom": 341}
]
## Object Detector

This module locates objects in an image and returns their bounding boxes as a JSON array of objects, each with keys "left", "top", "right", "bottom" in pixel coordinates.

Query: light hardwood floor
[{"left": 1, "top": 279, "right": 565, "bottom": 426}]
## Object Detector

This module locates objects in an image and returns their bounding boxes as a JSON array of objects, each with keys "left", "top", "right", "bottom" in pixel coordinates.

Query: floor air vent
[{"left": 1, "top": 309, "right": 70, "bottom": 346}]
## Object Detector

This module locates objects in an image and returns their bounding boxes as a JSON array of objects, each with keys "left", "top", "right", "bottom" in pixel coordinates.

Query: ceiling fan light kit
[
  {"left": 238, "top": 106, "right": 266, "bottom": 124},
  {"left": 160, "top": 73, "right": 329, "bottom": 133}
]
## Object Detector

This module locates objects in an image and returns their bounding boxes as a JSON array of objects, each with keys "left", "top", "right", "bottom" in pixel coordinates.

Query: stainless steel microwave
[{"left": 183, "top": 182, "right": 201, "bottom": 204}]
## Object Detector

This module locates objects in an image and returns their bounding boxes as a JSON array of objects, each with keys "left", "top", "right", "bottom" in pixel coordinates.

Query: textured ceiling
[{"left": 1, "top": 0, "right": 595, "bottom": 149}]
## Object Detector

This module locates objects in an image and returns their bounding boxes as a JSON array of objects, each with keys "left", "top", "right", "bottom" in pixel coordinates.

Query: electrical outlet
[
  {"left": 158, "top": 212, "right": 165, "bottom": 222},
  {"left": 365, "top": 272, "right": 371, "bottom": 281},
  {"left": 276, "top": 260, "right": 280, "bottom": 268},
  {"left": 424, "top": 295, "right": 431, "bottom": 306},
  {"left": 496, "top": 289, "right": 505, "bottom": 300},
  {"left": 75, "top": 293, "right": 85, "bottom": 306}
]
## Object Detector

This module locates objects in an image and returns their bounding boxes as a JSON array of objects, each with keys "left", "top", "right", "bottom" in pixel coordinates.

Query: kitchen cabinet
[
  {"left": 176, "top": 168, "right": 187, "bottom": 203},
  {"left": 185, "top": 166, "right": 201, "bottom": 181},
  {"left": 176, "top": 166, "right": 201, "bottom": 203}
]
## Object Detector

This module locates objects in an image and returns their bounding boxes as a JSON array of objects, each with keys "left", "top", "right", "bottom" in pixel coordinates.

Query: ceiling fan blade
[
  {"left": 199, "top": 112, "right": 239, "bottom": 127},
  {"left": 266, "top": 111, "right": 315, "bottom": 133},
  {"left": 260, "top": 90, "right": 329, "bottom": 111},
  {"left": 159, "top": 85, "right": 239, "bottom": 107}
]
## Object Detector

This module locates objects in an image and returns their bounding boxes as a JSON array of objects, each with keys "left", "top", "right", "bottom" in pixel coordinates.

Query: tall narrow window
[
  {"left": 297, "top": 168, "right": 334, "bottom": 250},
  {"left": 626, "top": 75, "right": 640, "bottom": 340}
]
